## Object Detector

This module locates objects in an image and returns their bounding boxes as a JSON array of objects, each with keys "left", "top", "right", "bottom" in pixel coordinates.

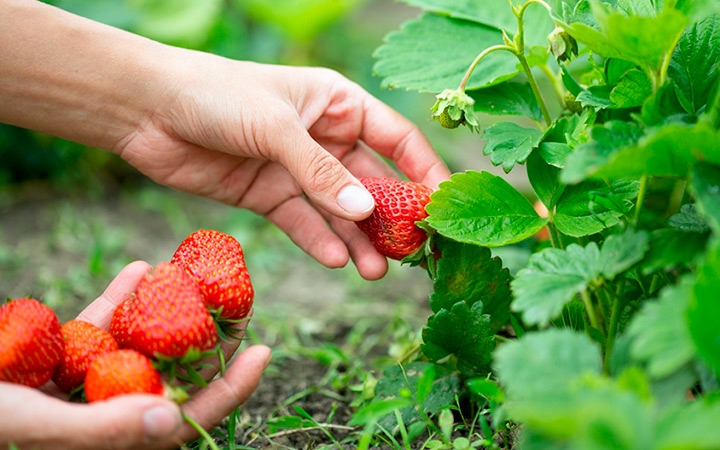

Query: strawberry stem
[
  {"left": 458, "top": 45, "right": 515, "bottom": 93},
  {"left": 183, "top": 412, "right": 221, "bottom": 450}
]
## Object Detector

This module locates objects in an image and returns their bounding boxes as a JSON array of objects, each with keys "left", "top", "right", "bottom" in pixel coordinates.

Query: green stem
[
  {"left": 539, "top": 63, "right": 566, "bottom": 109},
  {"left": 546, "top": 211, "right": 565, "bottom": 249},
  {"left": 603, "top": 281, "right": 625, "bottom": 375},
  {"left": 580, "top": 289, "right": 600, "bottom": 331},
  {"left": 183, "top": 413, "right": 220, "bottom": 450},
  {"left": 633, "top": 175, "right": 649, "bottom": 227},
  {"left": 517, "top": 54, "right": 552, "bottom": 127},
  {"left": 458, "top": 45, "right": 515, "bottom": 92}
]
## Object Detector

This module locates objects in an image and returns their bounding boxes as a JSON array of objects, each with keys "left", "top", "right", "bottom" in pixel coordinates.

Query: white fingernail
[{"left": 337, "top": 185, "right": 374, "bottom": 215}]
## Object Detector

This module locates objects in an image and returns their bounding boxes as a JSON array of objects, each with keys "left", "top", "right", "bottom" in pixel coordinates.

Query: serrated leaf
[
  {"left": 422, "top": 301, "right": 495, "bottom": 376},
  {"left": 373, "top": 14, "right": 519, "bottom": 92},
  {"left": 576, "top": 85, "right": 615, "bottom": 109},
  {"left": 667, "top": 204, "right": 711, "bottom": 233},
  {"left": 511, "top": 229, "right": 648, "bottom": 326},
  {"left": 554, "top": 179, "right": 639, "bottom": 237},
  {"left": 528, "top": 150, "right": 566, "bottom": 209},
  {"left": 400, "top": 0, "right": 555, "bottom": 47},
  {"left": 691, "top": 163, "right": 720, "bottom": 235},
  {"left": 627, "top": 279, "right": 696, "bottom": 378},
  {"left": 482, "top": 122, "right": 543, "bottom": 172},
  {"left": 469, "top": 82, "right": 543, "bottom": 122},
  {"left": 688, "top": 240, "right": 720, "bottom": 374},
  {"left": 495, "top": 329, "right": 602, "bottom": 400},
  {"left": 610, "top": 68, "right": 653, "bottom": 108},
  {"left": 537, "top": 112, "right": 593, "bottom": 167},
  {"left": 640, "top": 228, "right": 710, "bottom": 274},
  {"left": 640, "top": 81, "right": 688, "bottom": 126},
  {"left": 668, "top": 14, "right": 720, "bottom": 114},
  {"left": 429, "top": 239, "right": 512, "bottom": 334},
  {"left": 426, "top": 171, "right": 548, "bottom": 247}
]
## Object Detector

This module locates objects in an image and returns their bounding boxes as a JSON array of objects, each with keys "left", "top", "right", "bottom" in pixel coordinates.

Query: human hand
[
  {"left": 117, "top": 58, "right": 451, "bottom": 280},
  {"left": 0, "top": 261, "right": 271, "bottom": 450}
]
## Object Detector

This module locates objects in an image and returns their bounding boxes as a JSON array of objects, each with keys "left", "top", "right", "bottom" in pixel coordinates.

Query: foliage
[{"left": 355, "top": 0, "right": 720, "bottom": 448}]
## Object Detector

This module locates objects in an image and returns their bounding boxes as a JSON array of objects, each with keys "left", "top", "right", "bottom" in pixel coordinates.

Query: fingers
[{"left": 76, "top": 260, "right": 151, "bottom": 329}]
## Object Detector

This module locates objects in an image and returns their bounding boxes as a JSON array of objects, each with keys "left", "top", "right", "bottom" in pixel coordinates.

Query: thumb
[{"left": 273, "top": 126, "right": 375, "bottom": 221}]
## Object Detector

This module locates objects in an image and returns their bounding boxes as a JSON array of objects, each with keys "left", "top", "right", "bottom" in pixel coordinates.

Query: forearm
[{"left": 0, "top": 0, "right": 180, "bottom": 152}]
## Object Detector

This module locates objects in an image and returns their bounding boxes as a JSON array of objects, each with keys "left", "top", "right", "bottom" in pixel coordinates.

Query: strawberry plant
[{"left": 353, "top": 0, "right": 720, "bottom": 447}]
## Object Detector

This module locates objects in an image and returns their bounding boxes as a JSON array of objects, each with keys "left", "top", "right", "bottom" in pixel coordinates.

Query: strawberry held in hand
[
  {"left": 52, "top": 320, "right": 118, "bottom": 393},
  {"left": 357, "top": 177, "right": 434, "bottom": 260},
  {"left": 0, "top": 297, "right": 63, "bottom": 387},
  {"left": 171, "top": 229, "right": 254, "bottom": 321},
  {"left": 84, "top": 349, "right": 164, "bottom": 402},
  {"left": 125, "top": 262, "right": 218, "bottom": 360}
]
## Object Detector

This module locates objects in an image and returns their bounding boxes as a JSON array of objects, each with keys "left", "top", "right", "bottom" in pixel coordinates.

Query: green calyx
[
  {"left": 431, "top": 89, "right": 481, "bottom": 133},
  {"left": 547, "top": 27, "right": 578, "bottom": 63}
]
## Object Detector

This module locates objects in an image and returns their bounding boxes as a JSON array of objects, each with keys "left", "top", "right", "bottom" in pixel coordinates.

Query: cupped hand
[
  {"left": 0, "top": 261, "right": 271, "bottom": 450},
  {"left": 117, "top": 58, "right": 451, "bottom": 280}
]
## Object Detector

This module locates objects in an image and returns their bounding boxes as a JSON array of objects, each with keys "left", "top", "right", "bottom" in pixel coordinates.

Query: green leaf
[
  {"left": 426, "top": 171, "right": 548, "bottom": 247},
  {"left": 668, "top": 14, "right": 720, "bottom": 114},
  {"left": 399, "top": 0, "right": 555, "bottom": 47},
  {"left": 640, "top": 228, "right": 709, "bottom": 274},
  {"left": 511, "top": 229, "right": 649, "bottom": 326},
  {"left": 528, "top": 150, "right": 566, "bottom": 209},
  {"left": 537, "top": 112, "right": 593, "bottom": 167},
  {"left": 688, "top": 240, "right": 720, "bottom": 374},
  {"left": 627, "top": 279, "right": 696, "bottom": 379},
  {"left": 554, "top": 179, "right": 639, "bottom": 237},
  {"left": 691, "top": 163, "right": 720, "bottom": 235},
  {"left": 494, "top": 329, "right": 602, "bottom": 401},
  {"left": 654, "top": 400, "right": 720, "bottom": 449},
  {"left": 348, "top": 397, "right": 415, "bottom": 426},
  {"left": 467, "top": 378, "right": 504, "bottom": 403},
  {"left": 667, "top": 204, "right": 711, "bottom": 233},
  {"left": 373, "top": 14, "right": 519, "bottom": 92},
  {"left": 640, "top": 81, "right": 687, "bottom": 126},
  {"left": 610, "top": 68, "right": 653, "bottom": 108},
  {"left": 482, "top": 122, "right": 543, "bottom": 172},
  {"left": 468, "top": 82, "right": 543, "bottom": 122},
  {"left": 576, "top": 85, "right": 615, "bottom": 109},
  {"left": 430, "top": 239, "right": 513, "bottom": 334},
  {"left": 422, "top": 301, "right": 495, "bottom": 376}
]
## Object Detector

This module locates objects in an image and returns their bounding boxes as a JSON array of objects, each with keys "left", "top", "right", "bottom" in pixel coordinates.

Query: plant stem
[
  {"left": 539, "top": 63, "right": 566, "bottom": 108},
  {"left": 632, "top": 175, "right": 649, "bottom": 227},
  {"left": 580, "top": 289, "right": 600, "bottom": 331},
  {"left": 517, "top": 54, "right": 552, "bottom": 127},
  {"left": 183, "top": 413, "right": 220, "bottom": 450},
  {"left": 458, "top": 45, "right": 515, "bottom": 92},
  {"left": 603, "top": 281, "right": 625, "bottom": 375}
]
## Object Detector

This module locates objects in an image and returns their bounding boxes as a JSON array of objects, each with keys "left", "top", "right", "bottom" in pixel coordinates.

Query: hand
[
  {"left": 0, "top": 261, "right": 271, "bottom": 450},
  {"left": 117, "top": 58, "right": 451, "bottom": 280}
]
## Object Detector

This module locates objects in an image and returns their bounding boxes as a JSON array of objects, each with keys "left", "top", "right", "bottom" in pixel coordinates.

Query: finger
[
  {"left": 265, "top": 195, "right": 350, "bottom": 269},
  {"left": 357, "top": 91, "right": 451, "bottom": 188},
  {"left": 269, "top": 121, "right": 375, "bottom": 222},
  {"left": 0, "top": 383, "right": 182, "bottom": 450},
  {"left": 76, "top": 260, "right": 151, "bottom": 329},
  {"left": 172, "top": 345, "right": 272, "bottom": 444},
  {"left": 191, "top": 309, "right": 253, "bottom": 386}
]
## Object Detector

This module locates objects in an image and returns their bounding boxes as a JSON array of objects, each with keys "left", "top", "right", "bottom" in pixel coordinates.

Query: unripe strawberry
[
  {"left": 438, "top": 109, "right": 463, "bottom": 129},
  {"left": 0, "top": 298, "right": 63, "bottom": 387},
  {"left": 84, "top": 349, "right": 163, "bottom": 402},
  {"left": 52, "top": 320, "right": 118, "bottom": 393},
  {"left": 356, "top": 177, "right": 434, "bottom": 260},
  {"left": 171, "top": 230, "right": 254, "bottom": 321}
]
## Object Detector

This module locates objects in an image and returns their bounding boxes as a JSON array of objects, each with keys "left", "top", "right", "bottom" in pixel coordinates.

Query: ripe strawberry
[
  {"left": 171, "top": 229, "right": 254, "bottom": 321},
  {"left": 52, "top": 320, "right": 118, "bottom": 393},
  {"left": 356, "top": 177, "right": 434, "bottom": 260},
  {"left": 84, "top": 349, "right": 163, "bottom": 402},
  {"left": 125, "top": 262, "right": 218, "bottom": 360},
  {"left": 110, "top": 297, "right": 132, "bottom": 348},
  {"left": 0, "top": 298, "right": 63, "bottom": 387}
]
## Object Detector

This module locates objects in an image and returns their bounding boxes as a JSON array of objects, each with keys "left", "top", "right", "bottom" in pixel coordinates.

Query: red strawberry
[
  {"left": 356, "top": 177, "right": 434, "bottom": 260},
  {"left": 110, "top": 297, "right": 132, "bottom": 348},
  {"left": 171, "top": 229, "right": 254, "bottom": 321},
  {"left": 84, "top": 349, "right": 163, "bottom": 402},
  {"left": 0, "top": 298, "right": 63, "bottom": 387},
  {"left": 125, "top": 262, "right": 218, "bottom": 360},
  {"left": 52, "top": 320, "right": 118, "bottom": 393}
]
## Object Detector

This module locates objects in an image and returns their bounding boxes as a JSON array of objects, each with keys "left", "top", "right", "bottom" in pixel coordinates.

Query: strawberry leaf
[
  {"left": 511, "top": 229, "right": 649, "bottom": 326},
  {"left": 430, "top": 239, "right": 512, "bottom": 334},
  {"left": 627, "top": 278, "right": 696, "bottom": 379},
  {"left": 690, "top": 163, "right": 720, "bottom": 235},
  {"left": 667, "top": 204, "right": 711, "bottom": 233},
  {"left": 688, "top": 240, "right": 720, "bottom": 374},
  {"left": 468, "top": 82, "right": 543, "bottom": 122},
  {"left": 527, "top": 150, "right": 565, "bottom": 210},
  {"left": 481, "top": 122, "right": 543, "bottom": 173},
  {"left": 640, "top": 228, "right": 710, "bottom": 275},
  {"left": 425, "top": 171, "right": 548, "bottom": 247},
  {"left": 373, "top": 14, "right": 519, "bottom": 92},
  {"left": 421, "top": 301, "right": 495, "bottom": 376},
  {"left": 654, "top": 400, "right": 720, "bottom": 448}
]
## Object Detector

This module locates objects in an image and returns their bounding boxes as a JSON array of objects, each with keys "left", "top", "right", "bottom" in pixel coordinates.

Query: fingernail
[
  {"left": 143, "top": 405, "right": 181, "bottom": 440},
  {"left": 337, "top": 185, "right": 374, "bottom": 215}
]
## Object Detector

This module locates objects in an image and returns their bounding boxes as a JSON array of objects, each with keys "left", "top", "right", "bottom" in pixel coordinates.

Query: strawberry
[
  {"left": 110, "top": 297, "right": 132, "bottom": 348},
  {"left": 171, "top": 229, "right": 254, "bottom": 321},
  {"left": 84, "top": 349, "right": 163, "bottom": 402},
  {"left": 125, "top": 262, "right": 218, "bottom": 360},
  {"left": 0, "top": 298, "right": 63, "bottom": 387},
  {"left": 356, "top": 177, "right": 434, "bottom": 260},
  {"left": 52, "top": 320, "right": 118, "bottom": 393}
]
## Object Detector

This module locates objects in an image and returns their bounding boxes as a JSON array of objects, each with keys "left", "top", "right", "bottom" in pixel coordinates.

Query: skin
[
  {"left": 0, "top": 0, "right": 451, "bottom": 447},
  {"left": 0, "top": 261, "right": 272, "bottom": 450}
]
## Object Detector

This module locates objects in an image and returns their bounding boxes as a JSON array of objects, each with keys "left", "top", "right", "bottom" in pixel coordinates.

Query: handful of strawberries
[{"left": 1, "top": 229, "right": 253, "bottom": 405}]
